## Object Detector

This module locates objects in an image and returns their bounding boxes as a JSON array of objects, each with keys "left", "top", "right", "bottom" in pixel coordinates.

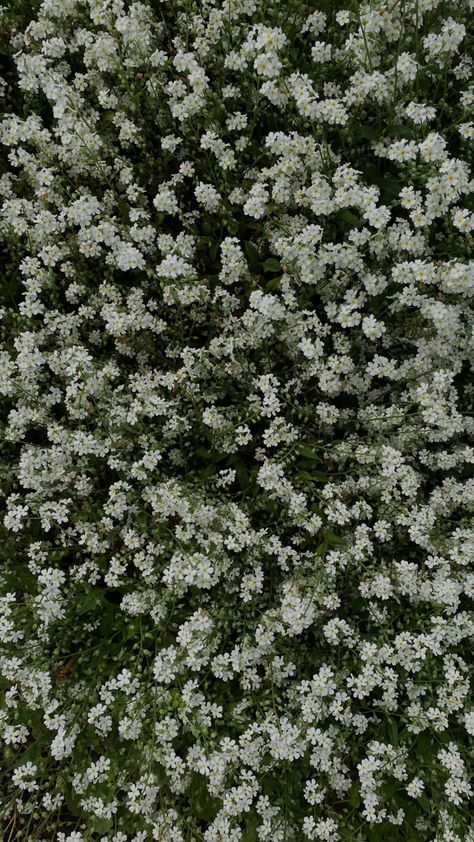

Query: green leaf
[
  {"left": 387, "top": 716, "right": 399, "bottom": 747},
  {"left": 196, "top": 447, "right": 226, "bottom": 462},
  {"left": 385, "top": 123, "right": 415, "bottom": 139},
  {"left": 171, "top": 688, "right": 183, "bottom": 709},
  {"left": 416, "top": 733, "right": 434, "bottom": 761},
  {"left": 188, "top": 773, "right": 220, "bottom": 821},
  {"left": 354, "top": 124, "right": 380, "bottom": 140},
  {"left": 65, "top": 786, "right": 84, "bottom": 819},
  {"left": 232, "top": 458, "right": 249, "bottom": 490},
  {"left": 77, "top": 593, "right": 101, "bottom": 615},
  {"left": 263, "top": 257, "right": 281, "bottom": 273},
  {"left": 295, "top": 469, "right": 328, "bottom": 484},
  {"left": 15, "top": 738, "right": 44, "bottom": 767},
  {"left": 296, "top": 443, "right": 321, "bottom": 460},
  {"left": 201, "top": 464, "right": 216, "bottom": 479},
  {"left": 226, "top": 219, "right": 239, "bottom": 235},
  {"left": 91, "top": 818, "right": 114, "bottom": 834},
  {"left": 242, "top": 823, "right": 259, "bottom": 842},
  {"left": 244, "top": 241, "right": 259, "bottom": 270},
  {"left": 339, "top": 209, "right": 363, "bottom": 229},
  {"left": 348, "top": 782, "right": 361, "bottom": 808},
  {"left": 264, "top": 277, "right": 281, "bottom": 292},
  {"left": 382, "top": 179, "right": 403, "bottom": 202}
]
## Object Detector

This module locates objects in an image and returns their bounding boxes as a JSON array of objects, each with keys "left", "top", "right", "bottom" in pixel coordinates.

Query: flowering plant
[{"left": 1, "top": 0, "right": 473, "bottom": 840}]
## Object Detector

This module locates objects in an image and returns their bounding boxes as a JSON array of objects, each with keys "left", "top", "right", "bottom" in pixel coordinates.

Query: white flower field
[{"left": 0, "top": 0, "right": 473, "bottom": 840}]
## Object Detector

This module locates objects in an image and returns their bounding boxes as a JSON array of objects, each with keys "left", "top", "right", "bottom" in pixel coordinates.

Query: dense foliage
[{"left": 1, "top": 0, "right": 474, "bottom": 840}]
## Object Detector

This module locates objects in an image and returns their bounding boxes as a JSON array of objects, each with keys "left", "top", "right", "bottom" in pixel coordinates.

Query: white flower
[
  {"left": 254, "top": 52, "right": 282, "bottom": 78},
  {"left": 153, "top": 186, "right": 179, "bottom": 214},
  {"left": 362, "top": 315, "right": 386, "bottom": 340},
  {"left": 194, "top": 182, "right": 221, "bottom": 211},
  {"left": 243, "top": 182, "right": 269, "bottom": 218}
]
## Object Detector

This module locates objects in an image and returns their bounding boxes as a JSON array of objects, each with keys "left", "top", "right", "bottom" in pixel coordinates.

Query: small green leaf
[
  {"left": 77, "top": 593, "right": 101, "bottom": 615},
  {"left": 226, "top": 219, "right": 239, "bottom": 235},
  {"left": 418, "top": 794, "right": 431, "bottom": 813},
  {"left": 91, "top": 818, "right": 114, "bottom": 834},
  {"left": 385, "top": 123, "right": 415, "bottom": 139},
  {"left": 201, "top": 464, "right": 216, "bottom": 479},
  {"left": 263, "top": 258, "right": 281, "bottom": 273},
  {"left": 244, "top": 241, "right": 259, "bottom": 270},
  {"left": 15, "top": 739, "right": 44, "bottom": 767},
  {"left": 387, "top": 716, "right": 399, "bottom": 746},
  {"left": 233, "top": 458, "right": 248, "bottom": 490},
  {"left": 296, "top": 443, "right": 320, "bottom": 460},
  {"left": 264, "top": 277, "right": 281, "bottom": 291},
  {"left": 339, "top": 209, "right": 363, "bottom": 229},
  {"left": 171, "top": 688, "right": 183, "bottom": 709},
  {"left": 348, "top": 782, "right": 361, "bottom": 808}
]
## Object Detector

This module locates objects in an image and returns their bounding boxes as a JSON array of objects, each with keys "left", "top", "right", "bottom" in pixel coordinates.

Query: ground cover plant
[{"left": 0, "top": 0, "right": 474, "bottom": 839}]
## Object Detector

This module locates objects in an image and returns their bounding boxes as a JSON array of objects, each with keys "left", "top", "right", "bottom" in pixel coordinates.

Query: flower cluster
[{"left": 0, "top": 0, "right": 473, "bottom": 840}]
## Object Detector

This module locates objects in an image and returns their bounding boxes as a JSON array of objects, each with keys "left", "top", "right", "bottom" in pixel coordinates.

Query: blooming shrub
[{"left": 0, "top": 0, "right": 474, "bottom": 839}]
